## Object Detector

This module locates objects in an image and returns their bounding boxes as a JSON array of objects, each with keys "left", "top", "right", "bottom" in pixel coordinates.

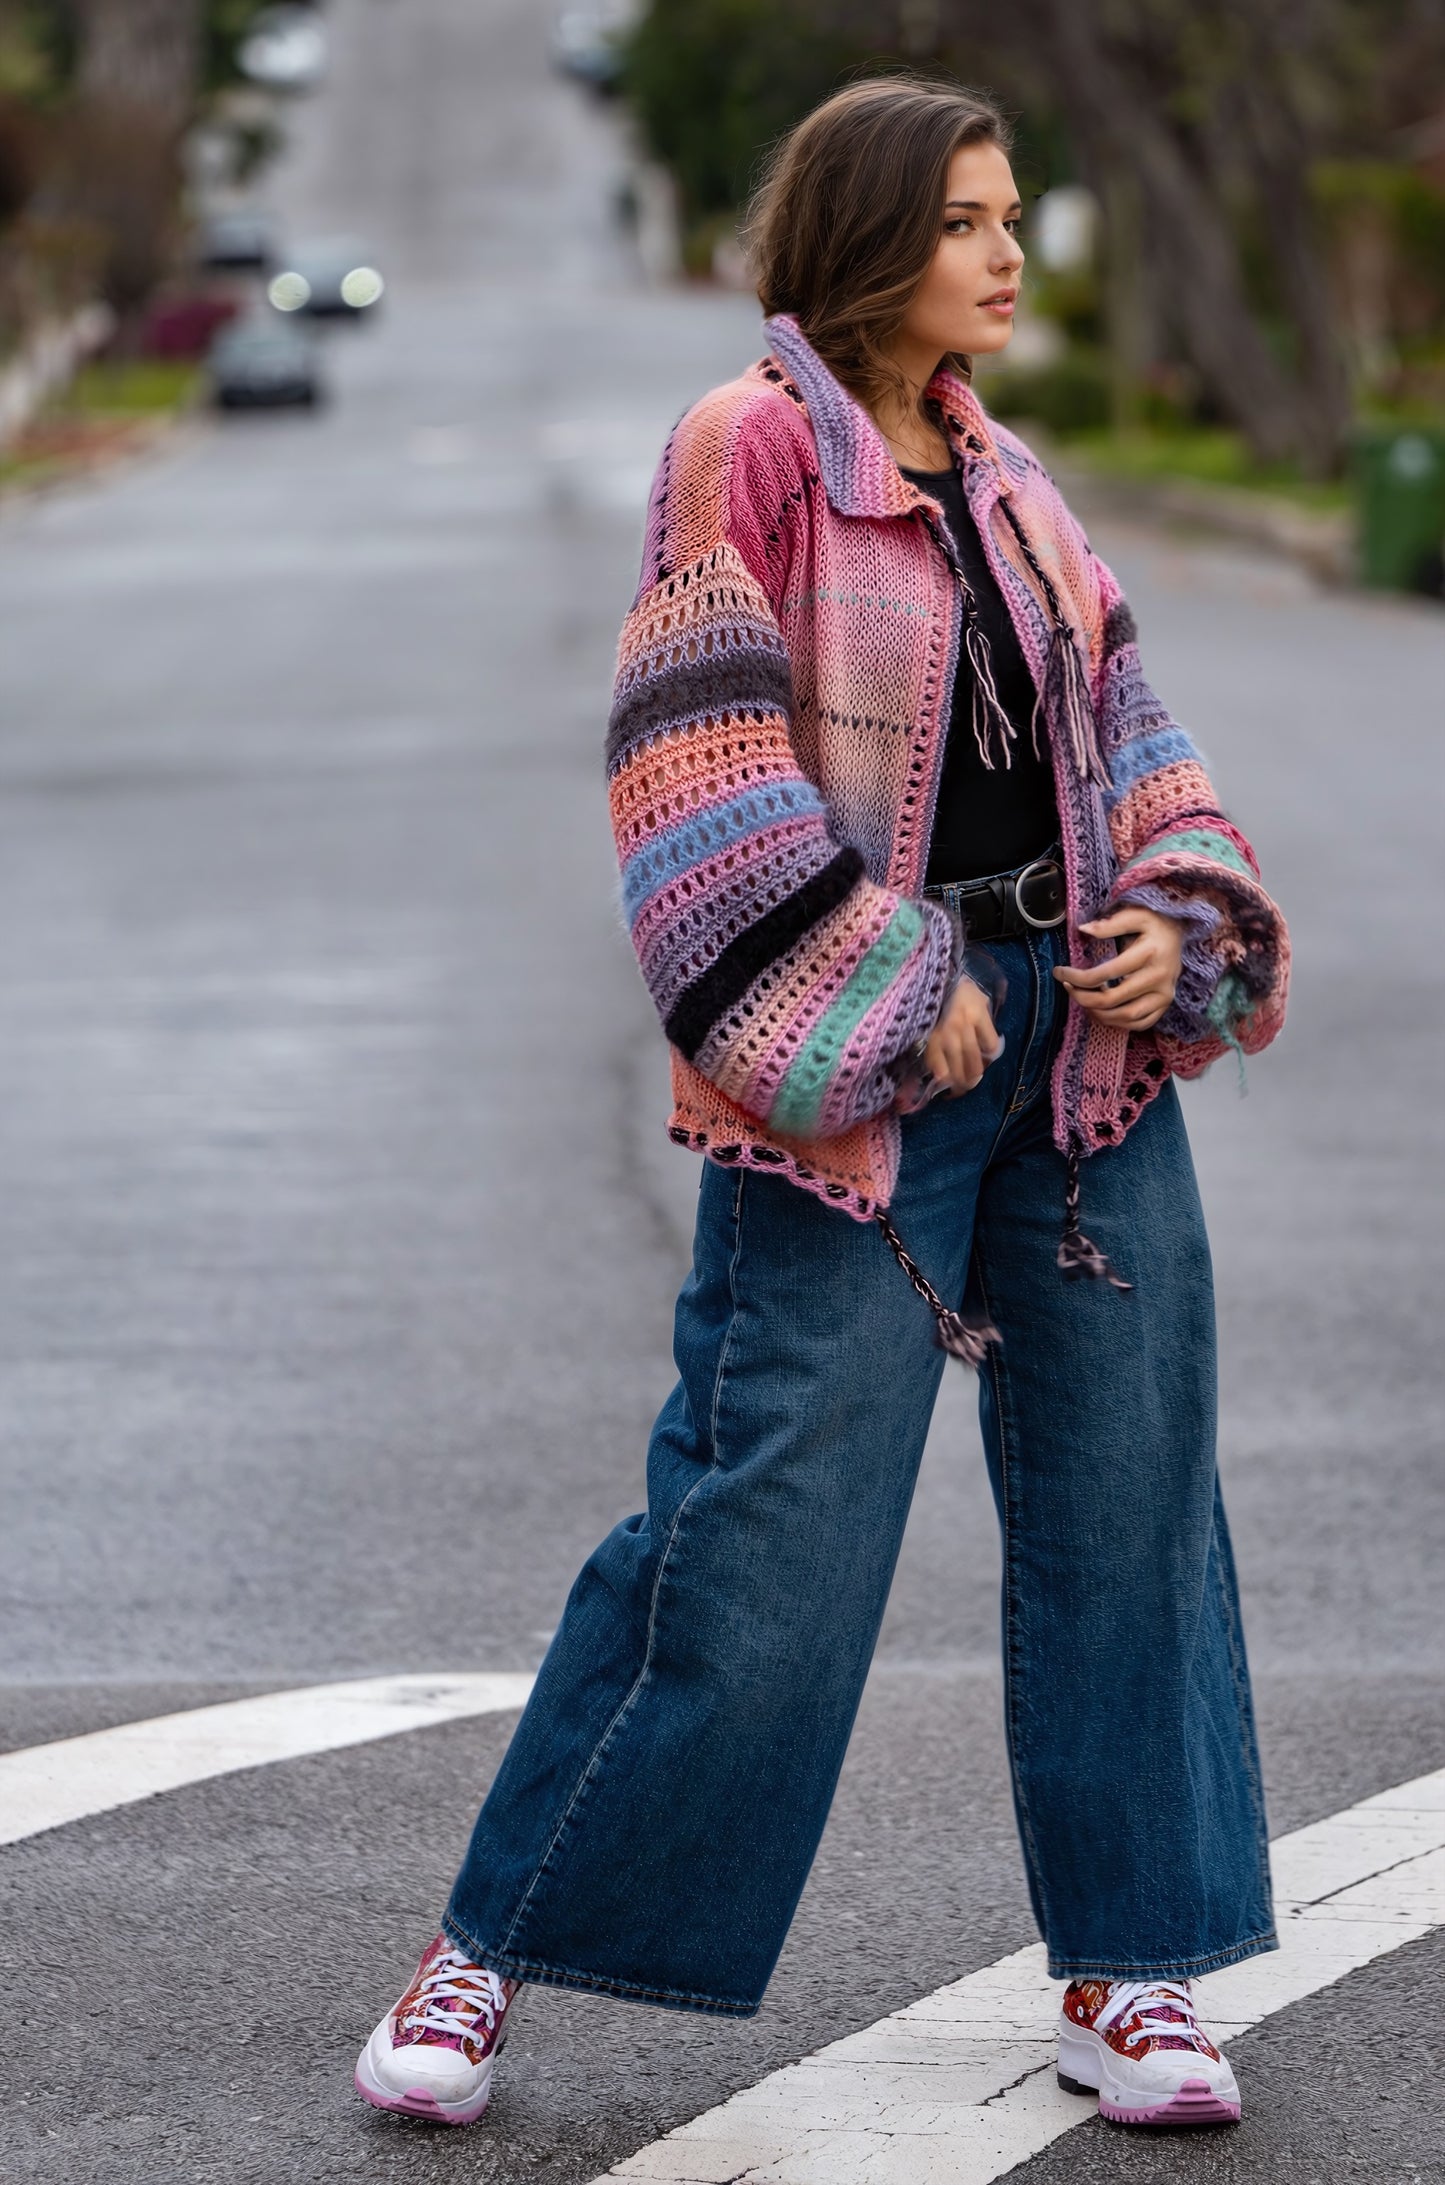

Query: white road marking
[
  {"left": 0, "top": 1672, "right": 535, "bottom": 1847},
  {"left": 2, "top": 1680, "right": 1438, "bottom": 2180},
  {"left": 597, "top": 1764, "right": 1445, "bottom": 2184}
]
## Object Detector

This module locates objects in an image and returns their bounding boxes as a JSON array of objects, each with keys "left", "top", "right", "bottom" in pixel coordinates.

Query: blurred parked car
[
  {"left": 198, "top": 210, "right": 279, "bottom": 273},
  {"left": 267, "top": 239, "right": 384, "bottom": 318},
  {"left": 209, "top": 317, "right": 323, "bottom": 410},
  {"left": 238, "top": 6, "right": 328, "bottom": 92}
]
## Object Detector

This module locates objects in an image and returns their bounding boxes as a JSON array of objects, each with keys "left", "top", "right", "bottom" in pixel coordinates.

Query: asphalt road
[{"left": 1, "top": 2, "right": 1442, "bottom": 2179}]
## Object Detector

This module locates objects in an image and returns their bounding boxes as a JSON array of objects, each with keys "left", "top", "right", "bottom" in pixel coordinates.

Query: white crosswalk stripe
[
  {"left": 3, "top": 1678, "right": 1438, "bottom": 2182},
  {"left": 594, "top": 1766, "right": 1445, "bottom": 2184},
  {"left": 0, "top": 1672, "right": 536, "bottom": 1845}
]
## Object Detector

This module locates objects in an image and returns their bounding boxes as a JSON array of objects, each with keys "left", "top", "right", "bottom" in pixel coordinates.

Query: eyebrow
[{"left": 945, "top": 198, "right": 1023, "bottom": 215}]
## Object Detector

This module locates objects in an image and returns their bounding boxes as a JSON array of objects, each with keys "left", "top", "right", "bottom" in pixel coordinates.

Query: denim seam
[
  {"left": 710, "top": 1170, "right": 748, "bottom": 1451},
  {"left": 1047, "top": 1926, "right": 1280, "bottom": 1983},
  {"left": 1214, "top": 1504, "right": 1274, "bottom": 1895},
  {"left": 436, "top": 1920, "right": 760, "bottom": 2015},
  {"left": 489, "top": 1232, "right": 744, "bottom": 1961},
  {"left": 1004, "top": 933, "right": 1046, "bottom": 1114},
  {"left": 974, "top": 1252, "right": 1053, "bottom": 1940},
  {"left": 491, "top": 1470, "right": 724, "bottom": 1959}
]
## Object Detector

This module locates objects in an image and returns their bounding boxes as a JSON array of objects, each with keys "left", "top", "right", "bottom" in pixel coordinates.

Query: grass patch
[
  {"left": 0, "top": 359, "right": 199, "bottom": 498},
  {"left": 1060, "top": 425, "right": 1351, "bottom": 512},
  {"left": 63, "top": 359, "right": 202, "bottom": 416}
]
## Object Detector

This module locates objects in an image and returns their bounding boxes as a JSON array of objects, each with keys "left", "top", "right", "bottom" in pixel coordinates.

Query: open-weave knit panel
[
  {"left": 605, "top": 316, "right": 1289, "bottom": 1215},
  {"left": 1089, "top": 562, "right": 1291, "bottom": 1104},
  {"left": 666, "top": 1055, "right": 901, "bottom": 1221},
  {"left": 606, "top": 376, "right": 960, "bottom": 1216}
]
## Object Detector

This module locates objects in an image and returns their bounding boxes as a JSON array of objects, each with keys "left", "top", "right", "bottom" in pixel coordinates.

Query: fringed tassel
[
  {"left": 1036, "top": 621, "right": 1111, "bottom": 789},
  {"left": 876, "top": 1210, "right": 1001, "bottom": 1367},
  {"left": 919, "top": 505, "right": 1018, "bottom": 773},
  {"left": 964, "top": 614, "right": 1017, "bottom": 769},
  {"left": 1000, "top": 497, "right": 1112, "bottom": 788},
  {"left": 1057, "top": 1148, "right": 1133, "bottom": 1290}
]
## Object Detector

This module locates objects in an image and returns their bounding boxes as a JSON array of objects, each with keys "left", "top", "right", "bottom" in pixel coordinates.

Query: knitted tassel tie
[
  {"left": 999, "top": 499, "right": 1112, "bottom": 788},
  {"left": 963, "top": 608, "right": 1017, "bottom": 770},
  {"left": 1057, "top": 1148, "right": 1132, "bottom": 1290},
  {"left": 876, "top": 1210, "right": 1001, "bottom": 1366},
  {"left": 918, "top": 506, "right": 1016, "bottom": 771},
  {"left": 1035, "top": 619, "right": 1110, "bottom": 788}
]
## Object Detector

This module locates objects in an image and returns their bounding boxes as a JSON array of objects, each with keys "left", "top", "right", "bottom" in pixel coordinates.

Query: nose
[{"left": 995, "top": 230, "right": 1024, "bottom": 274}]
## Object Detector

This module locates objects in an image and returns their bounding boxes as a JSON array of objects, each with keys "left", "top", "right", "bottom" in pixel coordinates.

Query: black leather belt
[{"left": 923, "top": 851, "right": 1067, "bottom": 941}]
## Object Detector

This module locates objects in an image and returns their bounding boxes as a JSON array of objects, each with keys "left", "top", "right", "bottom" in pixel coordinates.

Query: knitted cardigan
[{"left": 607, "top": 314, "right": 1289, "bottom": 1222}]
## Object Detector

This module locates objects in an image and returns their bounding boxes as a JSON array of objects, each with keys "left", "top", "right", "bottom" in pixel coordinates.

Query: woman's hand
[
  {"left": 1053, "top": 906, "right": 1183, "bottom": 1032},
  {"left": 922, "top": 975, "right": 1004, "bottom": 1094}
]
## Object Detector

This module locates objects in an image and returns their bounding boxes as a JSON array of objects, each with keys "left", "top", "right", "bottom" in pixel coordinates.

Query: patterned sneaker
[
  {"left": 355, "top": 1934, "right": 519, "bottom": 2125},
  {"left": 1058, "top": 1978, "right": 1241, "bottom": 2125}
]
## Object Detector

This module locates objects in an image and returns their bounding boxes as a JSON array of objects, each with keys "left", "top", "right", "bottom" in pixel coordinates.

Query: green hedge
[{"left": 622, "top": 0, "right": 881, "bottom": 231}]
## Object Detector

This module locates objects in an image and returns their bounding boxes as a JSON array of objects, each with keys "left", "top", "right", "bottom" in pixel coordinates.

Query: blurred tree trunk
[
  {"left": 66, "top": 0, "right": 203, "bottom": 322},
  {"left": 939, "top": 0, "right": 1360, "bottom": 473},
  {"left": 1022, "top": 0, "right": 1325, "bottom": 468},
  {"left": 1099, "top": 164, "right": 1150, "bottom": 433},
  {"left": 76, "top": 0, "right": 202, "bottom": 120},
  {"left": 1215, "top": 1, "right": 1354, "bottom": 472}
]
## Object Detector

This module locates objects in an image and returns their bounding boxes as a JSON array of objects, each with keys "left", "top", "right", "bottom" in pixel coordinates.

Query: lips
[{"left": 979, "top": 291, "right": 1018, "bottom": 310}]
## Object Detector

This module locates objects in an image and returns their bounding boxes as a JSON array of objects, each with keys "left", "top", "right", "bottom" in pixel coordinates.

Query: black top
[{"left": 903, "top": 462, "right": 1060, "bottom": 884}]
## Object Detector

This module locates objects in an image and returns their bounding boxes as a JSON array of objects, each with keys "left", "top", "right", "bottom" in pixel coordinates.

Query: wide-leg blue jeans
[{"left": 445, "top": 926, "right": 1277, "bottom": 2014}]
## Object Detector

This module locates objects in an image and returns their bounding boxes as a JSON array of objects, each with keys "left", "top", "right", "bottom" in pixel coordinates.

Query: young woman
[{"left": 355, "top": 77, "right": 1289, "bottom": 2133}]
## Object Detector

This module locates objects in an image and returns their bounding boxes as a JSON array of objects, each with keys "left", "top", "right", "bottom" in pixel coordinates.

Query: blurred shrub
[
  {"left": 986, "top": 349, "right": 1112, "bottom": 436},
  {"left": 204, "top": 0, "right": 282, "bottom": 93},
  {"left": 622, "top": 0, "right": 878, "bottom": 245}
]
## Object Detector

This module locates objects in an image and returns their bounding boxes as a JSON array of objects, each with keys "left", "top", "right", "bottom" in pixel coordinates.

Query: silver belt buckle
[{"left": 1014, "top": 856, "right": 1067, "bottom": 930}]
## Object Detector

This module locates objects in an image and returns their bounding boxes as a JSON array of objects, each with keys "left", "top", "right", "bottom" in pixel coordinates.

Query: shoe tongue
[
  {"left": 1142, "top": 2001, "right": 1195, "bottom": 2049},
  {"left": 396, "top": 2023, "right": 467, "bottom": 2052},
  {"left": 398, "top": 1974, "right": 490, "bottom": 2054}
]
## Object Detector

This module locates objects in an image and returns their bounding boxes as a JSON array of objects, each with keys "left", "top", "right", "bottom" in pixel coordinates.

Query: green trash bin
[{"left": 1354, "top": 427, "right": 1445, "bottom": 596}]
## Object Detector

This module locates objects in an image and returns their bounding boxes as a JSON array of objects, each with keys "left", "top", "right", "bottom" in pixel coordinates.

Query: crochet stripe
[
  {"left": 771, "top": 902, "right": 925, "bottom": 1138},
  {"left": 663, "top": 845, "right": 865, "bottom": 1060},
  {"left": 1119, "top": 827, "right": 1255, "bottom": 881},
  {"left": 606, "top": 639, "right": 793, "bottom": 773},
  {"left": 620, "top": 779, "right": 828, "bottom": 923},
  {"left": 1104, "top": 725, "right": 1200, "bottom": 801}
]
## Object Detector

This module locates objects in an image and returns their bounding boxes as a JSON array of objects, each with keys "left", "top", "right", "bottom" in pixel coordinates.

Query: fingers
[
  {"left": 1064, "top": 965, "right": 1158, "bottom": 1010},
  {"left": 1053, "top": 939, "right": 1154, "bottom": 991},
  {"left": 927, "top": 1022, "right": 985, "bottom": 1090},
  {"left": 1073, "top": 986, "right": 1171, "bottom": 1029},
  {"left": 925, "top": 981, "right": 1003, "bottom": 1092},
  {"left": 1078, "top": 911, "right": 1147, "bottom": 940},
  {"left": 1058, "top": 955, "right": 1174, "bottom": 1027}
]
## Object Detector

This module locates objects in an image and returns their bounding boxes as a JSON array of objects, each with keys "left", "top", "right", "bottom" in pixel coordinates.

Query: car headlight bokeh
[
  {"left": 339, "top": 266, "right": 384, "bottom": 309},
  {"left": 268, "top": 270, "right": 312, "bottom": 311}
]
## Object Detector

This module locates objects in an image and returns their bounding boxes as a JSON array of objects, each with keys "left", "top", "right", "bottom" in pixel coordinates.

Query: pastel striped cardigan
[{"left": 607, "top": 313, "right": 1289, "bottom": 1221}]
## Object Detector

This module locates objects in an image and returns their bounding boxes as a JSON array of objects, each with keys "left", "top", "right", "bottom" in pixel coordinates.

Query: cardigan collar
[{"left": 761, "top": 311, "right": 1008, "bottom": 520}]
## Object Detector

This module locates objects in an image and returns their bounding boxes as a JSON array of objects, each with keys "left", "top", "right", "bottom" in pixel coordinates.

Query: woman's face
[{"left": 897, "top": 140, "right": 1025, "bottom": 366}]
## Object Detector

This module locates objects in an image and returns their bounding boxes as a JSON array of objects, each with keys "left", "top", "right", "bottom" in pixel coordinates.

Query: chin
[{"left": 968, "top": 321, "right": 1015, "bottom": 356}]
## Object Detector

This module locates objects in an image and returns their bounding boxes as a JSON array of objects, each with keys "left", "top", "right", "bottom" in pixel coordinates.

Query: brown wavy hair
[{"left": 745, "top": 75, "right": 1013, "bottom": 415}]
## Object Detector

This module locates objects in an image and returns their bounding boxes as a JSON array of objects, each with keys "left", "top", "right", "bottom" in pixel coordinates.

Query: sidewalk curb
[{"left": 1024, "top": 432, "right": 1354, "bottom": 586}]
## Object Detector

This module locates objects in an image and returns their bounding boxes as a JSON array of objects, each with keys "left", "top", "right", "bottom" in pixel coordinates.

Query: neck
[{"left": 869, "top": 339, "right": 953, "bottom": 469}]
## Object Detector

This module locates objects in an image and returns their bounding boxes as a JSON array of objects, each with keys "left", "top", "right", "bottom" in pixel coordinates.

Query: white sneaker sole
[
  {"left": 354, "top": 2025, "right": 505, "bottom": 2126},
  {"left": 1058, "top": 2022, "right": 1240, "bottom": 2126}
]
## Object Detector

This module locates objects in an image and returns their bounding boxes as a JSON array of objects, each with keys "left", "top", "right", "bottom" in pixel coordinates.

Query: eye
[{"left": 943, "top": 215, "right": 973, "bottom": 235}]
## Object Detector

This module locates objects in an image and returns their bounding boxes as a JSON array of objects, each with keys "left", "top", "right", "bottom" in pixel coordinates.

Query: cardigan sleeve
[
  {"left": 605, "top": 416, "right": 960, "bottom": 1142},
  {"left": 1090, "top": 554, "right": 1290, "bottom": 1065}
]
